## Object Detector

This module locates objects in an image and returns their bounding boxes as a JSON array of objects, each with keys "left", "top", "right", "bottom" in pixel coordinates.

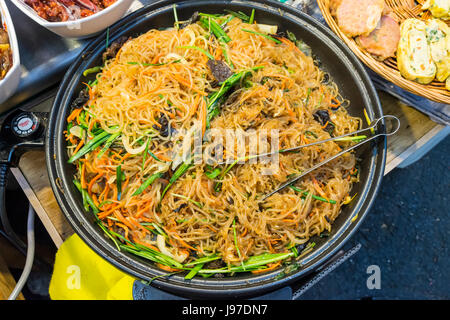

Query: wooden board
[
  {"left": 0, "top": 253, "right": 25, "bottom": 300},
  {"left": 10, "top": 91, "right": 448, "bottom": 245}
]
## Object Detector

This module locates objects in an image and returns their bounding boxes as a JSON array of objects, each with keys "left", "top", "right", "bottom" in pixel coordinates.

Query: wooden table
[{"left": 9, "top": 91, "right": 449, "bottom": 248}]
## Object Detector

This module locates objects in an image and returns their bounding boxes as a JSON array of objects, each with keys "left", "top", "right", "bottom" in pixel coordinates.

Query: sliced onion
[
  {"left": 165, "top": 53, "right": 188, "bottom": 64},
  {"left": 121, "top": 135, "right": 147, "bottom": 155},
  {"left": 156, "top": 235, "right": 188, "bottom": 263},
  {"left": 257, "top": 24, "right": 278, "bottom": 35},
  {"left": 69, "top": 125, "right": 83, "bottom": 138}
]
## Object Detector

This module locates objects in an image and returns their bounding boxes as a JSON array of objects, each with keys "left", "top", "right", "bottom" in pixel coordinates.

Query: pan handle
[{"left": 0, "top": 109, "right": 48, "bottom": 167}]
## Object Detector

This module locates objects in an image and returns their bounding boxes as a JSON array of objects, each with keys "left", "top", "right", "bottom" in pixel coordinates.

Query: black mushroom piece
[
  {"left": 179, "top": 11, "right": 199, "bottom": 29},
  {"left": 207, "top": 59, "right": 233, "bottom": 83},
  {"left": 70, "top": 89, "right": 90, "bottom": 110},
  {"left": 102, "top": 36, "right": 130, "bottom": 62},
  {"left": 313, "top": 109, "right": 335, "bottom": 135},
  {"left": 153, "top": 112, "right": 172, "bottom": 138}
]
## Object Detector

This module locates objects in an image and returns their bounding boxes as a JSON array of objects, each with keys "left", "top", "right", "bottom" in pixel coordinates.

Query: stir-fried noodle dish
[{"left": 65, "top": 9, "right": 363, "bottom": 277}]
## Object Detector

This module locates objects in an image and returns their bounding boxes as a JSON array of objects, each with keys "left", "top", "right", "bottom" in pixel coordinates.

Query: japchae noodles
[{"left": 65, "top": 9, "right": 362, "bottom": 277}]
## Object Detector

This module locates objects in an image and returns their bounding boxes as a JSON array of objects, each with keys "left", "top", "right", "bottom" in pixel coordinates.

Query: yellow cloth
[{"left": 49, "top": 234, "right": 135, "bottom": 300}]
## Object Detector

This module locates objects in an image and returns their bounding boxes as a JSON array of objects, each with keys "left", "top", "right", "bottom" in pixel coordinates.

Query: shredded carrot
[
  {"left": 312, "top": 176, "right": 329, "bottom": 201},
  {"left": 190, "top": 94, "right": 202, "bottom": 117},
  {"left": 116, "top": 222, "right": 130, "bottom": 240},
  {"left": 251, "top": 261, "right": 281, "bottom": 274},
  {"left": 156, "top": 263, "right": 181, "bottom": 272},
  {"left": 151, "top": 52, "right": 164, "bottom": 64},
  {"left": 201, "top": 98, "right": 207, "bottom": 137},
  {"left": 173, "top": 74, "right": 207, "bottom": 96},
  {"left": 88, "top": 172, "right": 103, "bottom": 195},
  {"left": 73, "top": 139, "right": 84, "bottom": 155},
  {"left": 67, "top": 108, "right": 82, "bottom": 123}
]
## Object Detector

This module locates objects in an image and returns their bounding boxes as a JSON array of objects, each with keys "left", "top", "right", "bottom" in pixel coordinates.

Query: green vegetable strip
[
  {"left": 220, "top": 42, "right": 235, "bottom": 69},
  {"left": 161, "top": 159, "right": 193, "bottom": 199},
  {"left": 97, "top": 132, "right": 121, "bottom": 158},
  {"left": 97, "top": 222, "right": 121, "bottom": 251},
  {"left": 185, "top": 263, "right": 204, "bottom": 279},
  {"left": 173, "top": 4, "right": 179, "bottom": 29},
  {"left": 73, "top": 180, "right": 99, "bottom": 214},
  {"left": 116, "top": 165, "right": 123, "bottom": 201},
  {"left": 199, "top": 17, "right": 231, "bottom": 43},
  {"left": 233, "top": 218, "right": 244, "bottom": 269},
  {"left": 141, "top": 138, "right": 151, "bottom": 171},
  {"left": 224, "top": 10, "right": 250, "bottom": 22},
  {"left": 184, "top": 254, "right": 221, "bottom": 266},
  {"left": 249, "top": 9, "right": 255, "bottom": 24},
  {"left": 172, "top": 193, "right": 203, "bottom": 208},
  {"left": 198, "top": 252, "right": 294, "bottom": 274},
  {"left": 127, "top": 59, "right": 181, "bottom": 67},
  {"left": 205, "top": 167, "right": 222, "bottom": 179},
  {"left": 68, "top": 131, "right": 111, "bottom": 163},
  {"left": 177, "top": 46, "right": 214, "bottom": 60},
  {"left": 132, "top": 172, "right": 163, "bottom": 196},
  {"left": 83, "top": 66, "right": 102, "bottom": 77},
  {"left": 241, "top": 29, "right": 281, "bottom": 44},
  {"left": 289, "top": 186, "right": 336, "bottom": 204}
]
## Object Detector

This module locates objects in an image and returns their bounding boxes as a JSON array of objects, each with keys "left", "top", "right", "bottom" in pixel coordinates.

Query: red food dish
[{"left": 24, "top": 0, "right": 117, "bottom": 22}]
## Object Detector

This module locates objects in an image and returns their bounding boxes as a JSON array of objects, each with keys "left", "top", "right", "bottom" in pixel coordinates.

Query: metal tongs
[{"left": 259, "top": 114, "right": 401, "bottom": 200}]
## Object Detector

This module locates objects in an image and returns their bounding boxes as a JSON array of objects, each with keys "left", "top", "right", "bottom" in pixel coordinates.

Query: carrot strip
[
  {"left": 156, "top": 263, "right": 182, "bottom": 272},
  {"left": 312, "top": 176, "right": 329, "bottom": 201},
  {"left": 251, "top": 261, "right": 281, "bottom": 274},
  {"left": 67, "top": 108, "right": 82, "bottom": 123},
  {"left": 173, "top": 74, "right": 207, "bottom": 96},
  {"left": 88, "top": 172, "right": 103, "bottom": 195},
  {"left": 73, "top": 139, "right": 84, "bottom": 155}
]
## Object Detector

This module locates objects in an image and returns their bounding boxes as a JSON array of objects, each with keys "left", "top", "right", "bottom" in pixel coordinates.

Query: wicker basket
[{"left": 317, "top": 0, "right": 450, "bottom": 104}]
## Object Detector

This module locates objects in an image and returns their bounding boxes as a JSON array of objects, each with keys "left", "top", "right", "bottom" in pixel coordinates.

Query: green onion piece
[
  {"left": 305, "top": 130, "right": 317, "bottom": 139},
  {"left": 198, "top": 252, "right": 294, "bottom": 274},
  {"left": 83, "top": 66, "right": 102, "bottom": 77},
  {"left": 224, "top": 10, "right": 250, "bottom": 22},
  {"left": 97, "top": 222, "right": 120, "bottom": 251},
  {"left": 132, "top": 172, "right": 163, "bottom": 196},
  {"left": 161, "top": 159, "right": 193, "bottom": 199},
  {"left": 73, "top": 180, "right": 99, "bottom": 215},
  {"left": 177, "top": 46, "right": 214, "bottom": 60},
  {"left": 141, "top": 138, "right": 151, "bottom": 171},
  {"left": 233, "top": 218, "right": 244, "bottom": 269},
  {"left": 116, "top": 165, "right": 123, "bottom": 201},
  {"left": 205, "top": 167, "right": 222, "bottom": 179},
  {"left": 173, "top": 4, "right": 179, "bottom": 29},
  {"left": 249, "top": 9, "right": 255, "bottom": 24},
  {"left": 185, "top": 263, "right": 204, "bottom": 280},
  {"left": 290, "top": 186, "right": 336, "bottom": 204},
  {"left": 220, "top": 42, "right": 235, "bottom": 69},
  {"left": 172, "top": 193, "right": 203, "bottom": 208},
  {"left": 199, "top": 17, "right": 232, "bottom": 43},
  {"left": 184, "top": 254, "right": 221, "bottom": 267},
  {"left": 241, "top": 29, "right": 281, "bottom": 44},
  {"left": 97, "top": 132, "right": 121, "bottom": 158},
  {"left": 68, "top": 131, "right": 110, "bottom": 163},
  {"left": 127, "top": 59, "right": 181, "bottom": 67}
]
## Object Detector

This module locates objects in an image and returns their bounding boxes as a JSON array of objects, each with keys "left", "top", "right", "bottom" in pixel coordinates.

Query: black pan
[{"left": 46, "top": 0, "right": 386, "bottom": 299}]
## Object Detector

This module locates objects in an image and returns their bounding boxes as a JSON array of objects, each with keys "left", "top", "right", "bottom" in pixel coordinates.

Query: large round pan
[{"left": 46, "top": 0, "right": 386, "bottom": 299}]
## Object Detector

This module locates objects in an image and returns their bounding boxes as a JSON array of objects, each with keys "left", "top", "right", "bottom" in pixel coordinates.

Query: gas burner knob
[{"left": 11, "top": 112, "right": 41, "bottom": 139}]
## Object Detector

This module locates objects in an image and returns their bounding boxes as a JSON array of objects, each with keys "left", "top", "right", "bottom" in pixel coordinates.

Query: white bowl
[
  {"left": 11, "top": 0, "right": 134, "bottom": 39},
  {"left": 0, "top": 0, "right": 21, "bottom": 104}
]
